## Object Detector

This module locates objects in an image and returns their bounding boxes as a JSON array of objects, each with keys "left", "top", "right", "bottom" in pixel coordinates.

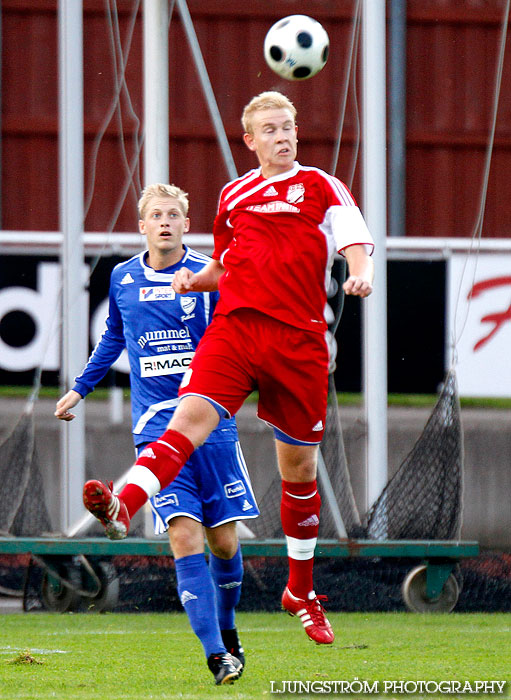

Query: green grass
[
  {"left": 0, "top": 612, "right": 510, "bottom": 699},
  {"left": 3, "top": 384, "right": 511, "bottom": 409}
]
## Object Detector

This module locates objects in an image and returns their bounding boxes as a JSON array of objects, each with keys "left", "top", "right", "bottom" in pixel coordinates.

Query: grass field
[
  {"left": 4, "top": 384, "right": 511, "bottom": 409},
  {"left": 1, "top": 611, "right": 510, "bottom": 699}
]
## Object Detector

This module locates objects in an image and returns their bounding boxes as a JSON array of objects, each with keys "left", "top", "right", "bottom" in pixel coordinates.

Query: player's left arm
[
  {"left": 173, "top": 258, "right": 226, "bottom": 294},
  {"left": 342, "top": 244, "right": 374, "bottom": 298}
]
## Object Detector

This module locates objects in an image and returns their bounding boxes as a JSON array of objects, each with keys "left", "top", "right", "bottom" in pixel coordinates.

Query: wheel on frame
[
  {"left": 83, "top": 560, "right": 119, "bottom": 613},
  {"left": 402, "top": 564, "right": 459, "bottom": 613},
  {"left": 41, "top": 563, "right": 82, "bottom": 613}
]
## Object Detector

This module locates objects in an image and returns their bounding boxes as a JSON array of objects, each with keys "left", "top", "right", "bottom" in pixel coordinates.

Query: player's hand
[
  {"left": 343, "top": 275, "right": 373, "bottom": 298},
  {"left": 172, "top": 267, "right": 195, "bottom": 294},
  {"left": 55, "top": 389, "right": 82, "bottom": 421}
]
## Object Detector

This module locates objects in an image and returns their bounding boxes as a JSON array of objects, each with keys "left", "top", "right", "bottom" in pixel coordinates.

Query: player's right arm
[
  {"left": 55, "top": 267, "right": 126, "bottom": 420},
  {"left": 55, "top": 389, "right": 82, "bottom": 421},
  {"left": 172, "top": 181, "right": 234, "bottom": 295},
  {"left": 173, "top": 258, "right": 225, "bottom": 294}
]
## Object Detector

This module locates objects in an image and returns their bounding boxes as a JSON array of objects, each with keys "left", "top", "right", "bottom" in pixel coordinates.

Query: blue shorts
[{"left": 140, "top": 440, "right": 260, "bottom": 535}]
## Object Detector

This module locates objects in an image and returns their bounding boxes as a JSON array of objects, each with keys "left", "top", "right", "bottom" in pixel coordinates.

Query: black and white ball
[{"left": 264, "top": 15, "right": 329, "bottom": 81}]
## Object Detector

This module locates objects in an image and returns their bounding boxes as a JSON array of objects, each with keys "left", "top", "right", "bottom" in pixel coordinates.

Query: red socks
[
  {"left": 119, "top": 429, "right": 194, "bottom": 518},
  {"left": 136, "top": 429, "right": 194, "bottom": 486},
  {"left": 119, "top": 483, "right": 148, "bottom": 518},
  {"left": 281, "top": 479, "right": 321, "bottom": 599}
]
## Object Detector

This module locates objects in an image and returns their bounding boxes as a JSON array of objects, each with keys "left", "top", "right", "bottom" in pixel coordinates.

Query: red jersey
[{"left": 212, "top": 162, "right": 374, "bottom": 333}]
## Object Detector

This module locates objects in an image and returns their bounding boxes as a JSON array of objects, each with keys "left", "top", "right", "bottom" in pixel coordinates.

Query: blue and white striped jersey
[{"left": 73, "top": 245, "right": 238, "bottom": 446}]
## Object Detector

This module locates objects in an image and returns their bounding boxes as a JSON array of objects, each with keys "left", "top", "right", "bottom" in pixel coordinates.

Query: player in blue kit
[{"left": 55, "top": 183, "right": 258, "bottom": 685}]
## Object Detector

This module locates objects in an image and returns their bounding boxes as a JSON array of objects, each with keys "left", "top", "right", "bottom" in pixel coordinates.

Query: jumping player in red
[{"left": 83, "top": 91, "right": 374, "bottom": 645}]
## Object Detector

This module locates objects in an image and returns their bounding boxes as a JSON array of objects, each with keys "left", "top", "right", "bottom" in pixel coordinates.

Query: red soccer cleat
[
  {"left": 281, "top": 587, "right": 335, "bottom": 645},
  {"left": 83, "top": 480, "right": 130, "bottom": 540}
]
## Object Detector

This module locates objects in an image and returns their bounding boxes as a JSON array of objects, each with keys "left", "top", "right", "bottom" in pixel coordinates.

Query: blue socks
[
  {"left": 174, "top": 553, "right": 225, "bottom": 658},
  {"left": 209, "top": 544, "right": 244, "bottom": 631},
  {"left": 174, "top": 547, "right": 244, "bottom": 658}
]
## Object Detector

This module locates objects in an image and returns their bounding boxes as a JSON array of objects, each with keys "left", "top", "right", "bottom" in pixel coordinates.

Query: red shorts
[{"left": 178, "top": 308, "right": 329, "bottom": 444}]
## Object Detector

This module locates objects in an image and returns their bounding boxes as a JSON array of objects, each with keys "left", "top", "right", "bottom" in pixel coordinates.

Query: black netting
[
  {"left": 0, "top": 408, "right": 53, "bottom": 536},
  {"left": 222, "top": 370, "right": 464, "bottom": 542},
  {"left": 366, "top": 370, "right": 463, "bottom": 540}
]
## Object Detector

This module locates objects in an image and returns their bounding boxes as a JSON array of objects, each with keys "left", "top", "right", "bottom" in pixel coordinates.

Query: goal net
[
  {"left": 366, "top": 369, "right": 463, "bottom": 540},
  {"left": 0, "top": 403, "right": 53, "bottom": 537}
]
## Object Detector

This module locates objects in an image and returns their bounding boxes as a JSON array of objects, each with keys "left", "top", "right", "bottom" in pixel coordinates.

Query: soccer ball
[{"left": 264, "top": 15, "right": 329, "bottom": 81}]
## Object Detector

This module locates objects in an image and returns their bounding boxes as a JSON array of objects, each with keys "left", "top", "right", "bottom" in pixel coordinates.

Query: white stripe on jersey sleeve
[
  {"left": 186, "top": 249, "right": 212, "bottom": 264},
  {"left": 221, "top": 168, "right": 261, "bottom": 204},
  {"left": 300, "top": 165, "right": 357, "bottom": 206},
  {"left": 325, "top": 205, "right": 375, "bottom": 254}
]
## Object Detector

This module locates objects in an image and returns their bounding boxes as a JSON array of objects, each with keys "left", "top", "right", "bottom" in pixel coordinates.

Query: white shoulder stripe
[
  {"left": 186, "top": 250, "right": 212, "bottom": 263},
  {"left": 115, "top": 252, "right": 143, "bottom": 271},
  {"left": 222, "top": 169, "right": 261, "bottom": 202},
  {"left": 300, "top": 165, "right": 356, "bottom": 206}
]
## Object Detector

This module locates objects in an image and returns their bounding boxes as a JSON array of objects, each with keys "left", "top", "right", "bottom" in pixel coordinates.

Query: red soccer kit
[{"left": 179, "top": 162, "right": 374, "bottom": 443}]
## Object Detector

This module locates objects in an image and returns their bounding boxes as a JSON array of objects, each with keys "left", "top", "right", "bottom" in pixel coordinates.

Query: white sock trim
[
  {"left": 156, "top": 439, "right": 179, "bottom": 453},
  {"left": 285, "top": 535, "right": 317, "bottom": 560},
  {"left": 126, "top": 464, "right": 161, "bottom": 498},
  {"left": 284, "top": 489, "right": 317, "bottom": 500}
]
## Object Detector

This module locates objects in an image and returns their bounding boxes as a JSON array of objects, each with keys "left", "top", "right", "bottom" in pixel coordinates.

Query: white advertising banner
[{"left": 448, "top": 252, "right": 511, "bottom": 397}]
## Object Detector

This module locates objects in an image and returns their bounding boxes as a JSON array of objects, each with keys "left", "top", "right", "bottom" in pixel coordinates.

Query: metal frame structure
[{"left": 0, "top": 536, "right": 479, "bottom": 614}]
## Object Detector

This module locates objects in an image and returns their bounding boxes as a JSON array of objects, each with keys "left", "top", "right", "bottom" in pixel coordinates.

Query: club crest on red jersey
[{"left": 286, "top": 183, "right": 305, "bottom": 204}]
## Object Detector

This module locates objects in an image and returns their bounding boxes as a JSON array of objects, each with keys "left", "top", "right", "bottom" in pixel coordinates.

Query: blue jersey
[{"left": 73, "top": 246, "right": 238, "bottom": 447}]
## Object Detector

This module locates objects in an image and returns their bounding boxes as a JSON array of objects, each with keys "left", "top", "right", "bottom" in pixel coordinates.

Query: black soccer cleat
[
  {"left": 207, "top": 652, "right": 242, "bottom": 685},
  {"left": 221, "top": 627, "right": 245, "bottom": 675}
]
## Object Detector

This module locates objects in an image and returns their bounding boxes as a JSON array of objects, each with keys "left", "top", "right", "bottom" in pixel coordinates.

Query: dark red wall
[{"left": 2, "top": 0, "right": 510, "bottom": 236}]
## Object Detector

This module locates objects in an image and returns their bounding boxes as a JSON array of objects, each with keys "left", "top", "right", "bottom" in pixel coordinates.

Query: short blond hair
[
  {"left": 241, "top": 91, "right": 297, "bottom": 134},
  {"left": 138, "top": 183, "right": 189, "bottom": 219}
]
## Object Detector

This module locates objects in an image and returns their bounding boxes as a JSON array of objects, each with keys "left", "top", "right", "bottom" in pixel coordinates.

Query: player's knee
[
  {"left": 281, "top": 459, "right": 317, "bottom": 483},
  {"left": 206, "top": 525, "right": 238, "bottom": 559},
  {"left": 168, "top": 518, "right": 203, "bottom": 558},
  {"left": 276, "top": 443, "right": 318, "bottom": 482},
  {"left": 209, "top": 541, "right": 238, "bottom": 559},
  {"left": 295, "top": 461, "right": 317, "bottom": 482}
]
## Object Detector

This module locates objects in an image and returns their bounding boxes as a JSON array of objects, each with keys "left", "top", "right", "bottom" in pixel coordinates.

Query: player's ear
[
  {"left": 243, "top": 132, "right": 256, "bottom": 152},
  {"left": 184, "top": 218, "right": 190, "bottom": 233},
  {"left": 138, "top": 219, "right": 146, "bottom": 235}
]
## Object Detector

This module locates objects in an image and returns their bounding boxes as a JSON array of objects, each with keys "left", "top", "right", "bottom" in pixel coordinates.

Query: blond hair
[
  {"left": 241, "top": 91, "right": 297, "bottom": 134},
  {"left": 138, "top": 183, "right": 189, "bottom": 219}
]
